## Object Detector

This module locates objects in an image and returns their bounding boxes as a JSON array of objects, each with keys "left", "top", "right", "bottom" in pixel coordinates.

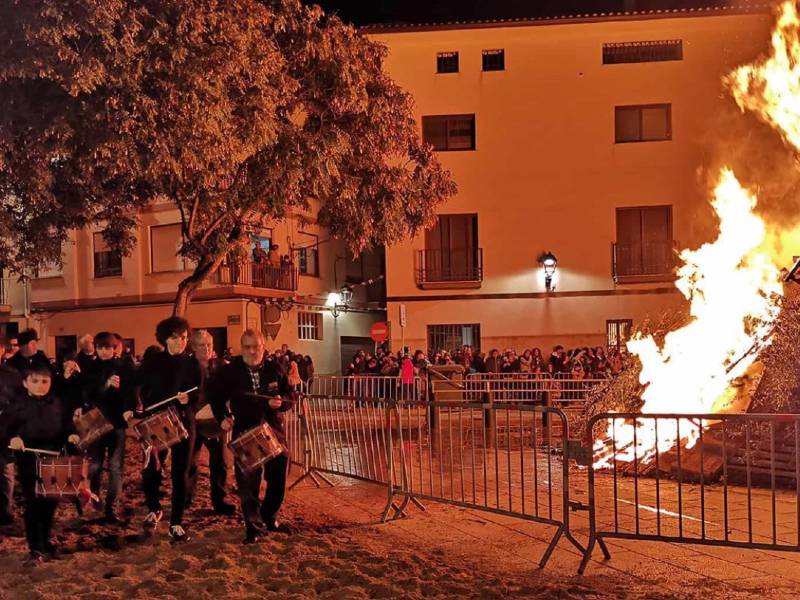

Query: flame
[
  {"left": 594, "top": 2, "right": 800, "bottom": 467},
  {"left": 594, "top": 171, "right": 782, "bottom": 467}
]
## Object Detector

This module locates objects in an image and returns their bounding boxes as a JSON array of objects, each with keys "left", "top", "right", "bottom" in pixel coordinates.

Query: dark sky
[{"left": 312, "top": 0, "right": 737, "bottom": 26}]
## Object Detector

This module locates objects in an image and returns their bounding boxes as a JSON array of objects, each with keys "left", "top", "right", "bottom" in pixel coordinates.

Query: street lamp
[
  {"left": 538, "top": 251, "right": 558, "bottom": 292},
  {"left": 326, "top": 287, "right": 353, "bottom": 318}
]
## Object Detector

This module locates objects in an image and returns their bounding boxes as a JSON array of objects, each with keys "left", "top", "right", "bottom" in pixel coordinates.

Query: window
[
  {"left": 418, "top": 214, "right": 481, "bottom": 285},
  {"left": 422, "top": 115, "right": 476, "bottom": 151},
  {"left": 436, "top": 51, "right": 459, "bottom": 73},
  {"left": 607, "top": 320, "right": 633, "bottom": 349},
  {"left": 150, "top": 224, "right": 190, "bottom": 273},
  {"left": 298, "top": 311, "right": 322, "bottom": 341},
  {"left": 615, "top": 104, "right": 672, "bottom": 143},
  {"left": 482, "top": 49, "right": 505, "bottom": 71},
  {"left": 427, "top": 324, "right": 481, "bottom": 354},
  {"left": 603, "top": 40, "right": 683, "bottom": 64},
  {"left": 614, "top": 206, "right": 674, "bottom": 281},
  {"left": 296, "top": 232, "right": 319, "bottom": 277},
  {"left": 93, "top": 232, "right": 122, "bottom": 278}
]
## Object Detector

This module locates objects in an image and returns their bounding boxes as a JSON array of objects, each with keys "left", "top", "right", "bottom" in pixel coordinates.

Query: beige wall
[
  {"left": 29, "top": 207, "right": 383, "bottom": 371},
  {"left": 374, "top": 13, "right": 774, "bottom": 353}
]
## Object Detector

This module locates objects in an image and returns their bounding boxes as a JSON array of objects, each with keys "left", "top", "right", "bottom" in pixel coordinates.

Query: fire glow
[{"left": 595, "top": 1, "right": 800, "bottom": 468}]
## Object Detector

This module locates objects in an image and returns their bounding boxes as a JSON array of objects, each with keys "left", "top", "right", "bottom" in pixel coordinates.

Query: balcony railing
[
  {"left": 217, "top": 259, "right": 298, "bottom": 291},
  {"left": 415, "top": 248, "right": 483, "bottom": 287},
  {"left": 612, "top": 241, "right": 676, "bottom": 282}
]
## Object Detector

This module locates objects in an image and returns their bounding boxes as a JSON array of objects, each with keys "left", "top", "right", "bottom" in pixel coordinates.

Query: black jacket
[
  {"left": 6, "top": 351, "right": 51, "bottom": 375},
  {"left": 136, "top": 350, "right": 200, "bottom": 423},
  {"left": 208, "top": 356, "right": 293, "bottom": 443},
  {"left": 75, "top": 351, "right": 96, "bottom": 374},
  {"left": 80, "top": 357, "right": 137, "bottom": 429},
  {"left": 0, "top": 391, "right": 76, "bottom": 453}
]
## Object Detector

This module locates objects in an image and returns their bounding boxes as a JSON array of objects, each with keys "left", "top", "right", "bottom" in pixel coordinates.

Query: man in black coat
[
  {"left": 186, "top": 329, "right": 235, "bottom": 515},
  {"left": 208, "top": 329, "right": 293, "bottom": 543},
  {"left": 78, "top": 332, "right": 137, "bottom": 523},
  {"left": 6, "top": 329, "right": 50, "bottom": 374},
  {"left": 135, "top": 317, "right": 200, "bottom": 543}
]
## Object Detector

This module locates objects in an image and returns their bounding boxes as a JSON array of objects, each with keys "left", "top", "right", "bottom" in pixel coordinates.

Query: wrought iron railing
[
  {"left": 612, "top": 241, "right": 675, "bottom": 280},
  {"left": 415, "top": 248, "right": 483, "bottom": 284},
  {"left": 216, "top": 259, "right": 298, "bottom": 291}
]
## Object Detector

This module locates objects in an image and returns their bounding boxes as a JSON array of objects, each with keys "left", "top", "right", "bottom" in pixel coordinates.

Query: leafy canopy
[{"left": 0, "top": 0, "right": 456, "bottom": 283}]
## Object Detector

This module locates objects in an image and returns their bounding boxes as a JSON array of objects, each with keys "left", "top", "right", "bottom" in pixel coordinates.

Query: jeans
[
  {"left": 142, "top": 429, "right": 195, "bottom": 527},
  {"left": 187, "top": 434, "right": 229, "bottom": 510},
  {"left": 235, "top": 453, "right": 288, "bottom": 535},
  {"left": 88, "top": 429, "right": 126, "bottom": 515}
]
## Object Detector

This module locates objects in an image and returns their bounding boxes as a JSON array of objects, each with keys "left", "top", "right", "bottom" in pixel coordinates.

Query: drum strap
[{"left": 142, "top": 443, "right": 163, "bottom": 471}]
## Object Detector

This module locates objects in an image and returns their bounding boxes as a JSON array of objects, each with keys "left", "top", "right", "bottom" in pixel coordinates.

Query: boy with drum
[
  {"left": 77, "top": 331, "right": 137, "bottom": 523},
  {"left": 208, "top": 329, "right": 293, "bottom": 544},
  {"left": 135, "top": 317, "right": 200, "bottom": 543},
  {"left": 0, "top": 364, "right": 80, "bottom": 562}
]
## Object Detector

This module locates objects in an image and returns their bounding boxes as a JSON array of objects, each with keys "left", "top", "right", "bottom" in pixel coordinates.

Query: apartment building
[
  {"left": 367, "top": 5, "right": 776, "bottom": 354},
  {"left": 29, "top": 203, "right": 385, "bottom": 374}
]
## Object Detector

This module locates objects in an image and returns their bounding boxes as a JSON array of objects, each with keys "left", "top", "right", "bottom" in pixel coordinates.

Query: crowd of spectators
[{"left": 345, "top": 343, "right": 625, "bottom": 380}]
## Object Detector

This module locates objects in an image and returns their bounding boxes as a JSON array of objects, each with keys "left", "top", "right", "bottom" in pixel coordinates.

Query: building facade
[
  {"left": 29, "top": 203, "right": 385, "bottom": 374},
  {"left": 369, "top": 6, "right": 776, "bottom": 354}
]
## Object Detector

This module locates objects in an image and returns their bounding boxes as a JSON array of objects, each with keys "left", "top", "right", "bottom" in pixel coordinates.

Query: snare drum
[
  {"left": 74, "top": 407, "right": 114, "bottom": 452},
  {"left": 195, "top": 404, "right": 222, "bottom": 439},
  {"left": 229, "top": 423, "right": 285, "bottom": 473},
  {"left": 35, "top": 456, "right": 89, "bottom": 499},
  {"left": 133, "top": 406, "right": 188, "bottom": 451}
]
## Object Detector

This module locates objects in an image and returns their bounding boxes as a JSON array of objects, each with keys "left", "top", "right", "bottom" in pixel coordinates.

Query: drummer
[
  {"left": 0, "top": 364, "right": 80, "bottom": 562},
  {"left": 208, "top": 329, "right": 293, "bottom": 543},
  {"left": 186, "top": 329, "right": 235, "bottom": 515},
  {"left": 78, "top": 331, "right": 137, "bottom": 523},
  {"left": 135, "top": 316, "right": 200, "bottom": 543}
]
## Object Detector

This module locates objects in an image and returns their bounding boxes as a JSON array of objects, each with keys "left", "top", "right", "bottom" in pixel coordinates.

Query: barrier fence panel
[
  {"left": 300, "top": 395, "right": 394, "bottom": 484},
  {"left": 383, "top": 400, "right": 585, "bottom": 568},
  {"left": 307, "top": 376, "right": 424, "bottom": 402},
  {"left": 581, "top": 412, "right": 800, "bottom": 574},
  {"left": 460, "top": 373, "right": 606, "bottom": 407}
]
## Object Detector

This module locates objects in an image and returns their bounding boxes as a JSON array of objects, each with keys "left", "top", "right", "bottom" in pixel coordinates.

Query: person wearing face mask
[
  {"left": 135, "top": 317, "right": 200, "bottom": 542},
  {"left": 208, "top": 329, "right": 293, "bottom": 544}
]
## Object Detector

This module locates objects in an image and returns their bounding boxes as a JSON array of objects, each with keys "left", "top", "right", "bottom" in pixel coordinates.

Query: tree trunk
[{"left": 172, "top": 254, "right": 228, "bottom": 317}]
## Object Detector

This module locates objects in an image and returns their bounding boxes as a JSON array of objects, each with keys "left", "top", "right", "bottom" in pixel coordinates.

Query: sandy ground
[{"left": 0, "top": 434, "right": 795, "bottom": 600}]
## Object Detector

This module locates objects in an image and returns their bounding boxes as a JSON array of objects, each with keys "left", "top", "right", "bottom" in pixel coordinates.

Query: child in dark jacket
[
  {"left": 0, "top": 364, "right": 79, "bottom": 562},
  {"left": 78, "top": 331, "right": 137, "bottom": 522}
]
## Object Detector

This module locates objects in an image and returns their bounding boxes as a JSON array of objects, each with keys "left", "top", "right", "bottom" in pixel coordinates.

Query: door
[{"left": 339, "top": 336, "right": 375, "bottom": 375}]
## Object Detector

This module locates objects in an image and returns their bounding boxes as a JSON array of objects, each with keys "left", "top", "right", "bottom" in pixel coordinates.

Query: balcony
[
  {"left": 612, "top": 241, "right": 676, "bottom": 284},
  {"left": 216, "top": 259, "right": 298, "bottom": 292},
  {"left": 415, "top": 248, "right": 483, "bottom": 289}
]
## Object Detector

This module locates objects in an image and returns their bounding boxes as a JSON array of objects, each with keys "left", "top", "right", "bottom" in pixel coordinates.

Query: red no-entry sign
[{"left": 370, "top": 321, "right": 389, "bottom": 343}]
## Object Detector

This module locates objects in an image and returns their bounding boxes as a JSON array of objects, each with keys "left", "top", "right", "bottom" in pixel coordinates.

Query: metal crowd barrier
[
  {"left": 580, "top": 412, "right": 800, "bottom": 574},
  {"left": 306, "top": 375, "right": 425, "bottom": 402},
  {"left": 462, "top": 373, "right": 606, "bottom": 406},
  {"left": 383, "top": 400, "right": 584, "bottom": 568},
  {"left": 286, "top": 394, "right": 582, "bottom": 569}
]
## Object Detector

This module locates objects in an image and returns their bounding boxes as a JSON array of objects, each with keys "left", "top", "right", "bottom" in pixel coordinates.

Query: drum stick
[
  {"left": 146, "top": 387, "right": 199, "bottom": 412},
  {"left": 8, "top": 446, "right": 60, "bottom": 456}
]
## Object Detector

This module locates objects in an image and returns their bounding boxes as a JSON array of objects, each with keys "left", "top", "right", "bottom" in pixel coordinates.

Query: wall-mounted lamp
[
  {"left": 538, "top": 251, "right": 558, "bottom": 292},
  {"left": 326, "top": 287, "right": 353, "bottom": 318}
]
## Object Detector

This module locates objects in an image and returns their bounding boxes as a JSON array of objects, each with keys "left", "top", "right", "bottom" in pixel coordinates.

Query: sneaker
[
  {"left": 265, "top": 519, "right": 290, "bottom": 534},
  {"left": 143, "top": 510, "right": 163, "bottom": 528},
  {"left": 26, "top": 551, "right": 46, "bottom": 566},
  {"left": 169, "top": 525, "right": 190, "bottom": 543},
  {"left": 243, "top": 526, "right": 265, "bottom": 545},
  {"left": 104, "top": 512, "right": 120, "bottom": 525}
]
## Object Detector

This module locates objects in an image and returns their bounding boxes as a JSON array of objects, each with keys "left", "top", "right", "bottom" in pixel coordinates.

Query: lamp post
[
  {"left": 539, "top": 251, "right": 558, "bottom": 292},
  {"left": 326, "top": 287, "right": 353, "bottom": 318}
]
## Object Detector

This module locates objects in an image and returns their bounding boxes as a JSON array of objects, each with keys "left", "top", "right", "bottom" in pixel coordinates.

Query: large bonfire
[{"left": 595, "top": 0, "right": 800, "bottom": 468}]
